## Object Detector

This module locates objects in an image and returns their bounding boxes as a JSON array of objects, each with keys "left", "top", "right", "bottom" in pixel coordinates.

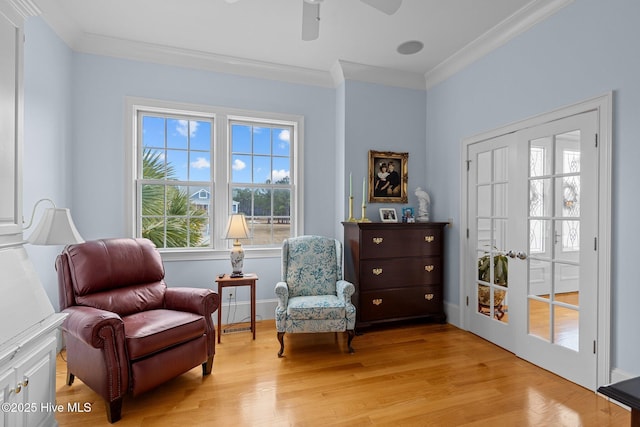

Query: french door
[{"left": 466, "top": 110, "right": 600, "bottom": 389}]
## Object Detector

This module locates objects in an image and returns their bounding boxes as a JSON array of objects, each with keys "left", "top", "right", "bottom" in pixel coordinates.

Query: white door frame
[{"left": 458, "top": 93, "right": 612, "bottom": 388}]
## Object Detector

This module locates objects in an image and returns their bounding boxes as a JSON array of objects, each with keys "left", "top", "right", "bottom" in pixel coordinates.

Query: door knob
[{"left": 506, "top": 250, "right": 527, "bottom": 259}]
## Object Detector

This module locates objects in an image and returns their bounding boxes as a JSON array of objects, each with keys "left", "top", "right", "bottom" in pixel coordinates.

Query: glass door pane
[
  {"left": 476, "top": 147, "right": 509, "bottom": 324},
  {"left": 528, "top": 130, "right": 581, "bottom": 351}
]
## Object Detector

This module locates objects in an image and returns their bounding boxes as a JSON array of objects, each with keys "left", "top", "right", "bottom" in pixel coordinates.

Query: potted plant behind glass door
[{"left": 477, "top": 250, "right": 508, "bottom": 319}]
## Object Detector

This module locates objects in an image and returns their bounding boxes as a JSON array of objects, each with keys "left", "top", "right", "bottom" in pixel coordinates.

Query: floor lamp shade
[
  {"left": 225, "top": 214, "right": 249, "bottom": 276},
  {"left": 27, "top": 207, "right": 84, "bottom": 245}
]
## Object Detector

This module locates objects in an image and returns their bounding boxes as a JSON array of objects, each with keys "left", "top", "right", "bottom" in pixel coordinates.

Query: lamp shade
[
  {"left": 224, "top": 214, "right": 249, "bottom": 240},
  {"left": 27, "top": 208, "right": 84, "bottom": 245}
]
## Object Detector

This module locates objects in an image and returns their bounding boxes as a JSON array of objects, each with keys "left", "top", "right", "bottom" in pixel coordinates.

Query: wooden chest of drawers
[{"left": 342, "top": 221, "right": 448, "bottom": 327}]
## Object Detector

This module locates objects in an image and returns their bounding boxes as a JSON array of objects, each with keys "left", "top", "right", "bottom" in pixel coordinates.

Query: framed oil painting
[{"left": 368, "top": 150, "right": 408, "bottom": 203}]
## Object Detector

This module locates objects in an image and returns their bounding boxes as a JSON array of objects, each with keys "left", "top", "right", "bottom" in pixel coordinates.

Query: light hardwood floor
[{"left": 54, "top": 320, "right": 628, "bottom": 426}]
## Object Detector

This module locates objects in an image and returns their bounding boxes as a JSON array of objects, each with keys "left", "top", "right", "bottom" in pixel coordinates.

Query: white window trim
[{"left": 125, "top": 96, "right": 304, "bottom": 261}]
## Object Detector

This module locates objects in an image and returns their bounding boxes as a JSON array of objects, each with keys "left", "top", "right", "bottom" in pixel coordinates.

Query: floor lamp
[{"left": 24, "top": 198, "right": 84, "bottom": 245}]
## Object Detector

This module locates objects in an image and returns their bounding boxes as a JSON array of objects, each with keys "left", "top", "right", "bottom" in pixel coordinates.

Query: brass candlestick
[
  {"left": 347, "top": 196, "right": 357, "bottom": 222},
  {"left": 359, "top": 204, "right": 371, "bottom": 222}
]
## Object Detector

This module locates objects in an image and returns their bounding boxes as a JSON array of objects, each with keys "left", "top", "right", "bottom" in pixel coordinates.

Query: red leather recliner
[{"left": 56, "top": 238, "right": 219, "bottom": 423}]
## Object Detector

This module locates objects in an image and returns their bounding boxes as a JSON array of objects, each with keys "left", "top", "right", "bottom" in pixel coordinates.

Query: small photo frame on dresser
[
  {"left": 402, "top": 207, "right": 415, "bottom": 223},
  {"left": 379, "top": 208, "right": 397, "bottom": 222}
]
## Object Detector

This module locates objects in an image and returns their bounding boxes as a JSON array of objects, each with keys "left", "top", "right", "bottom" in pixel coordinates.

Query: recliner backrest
[
  {"left": 282, "top": 235, "right": 341, "bottom": 297},
  {"left": 57, "top": 238, "right": 167, "bottom": 316}
]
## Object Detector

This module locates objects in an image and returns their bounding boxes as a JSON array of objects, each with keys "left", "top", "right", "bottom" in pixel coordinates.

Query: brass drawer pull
[
  {"left": 424, "top": 265, "right": 434, "bottom": 272},
  {"left": 372, "top": 298, "right": 383, "bottom": 306},
  {"left": 425, "top": 294, "right": 434, "bottom": 300},
  {"left": 425, "top": 235, "right": 435, "bottom": 243},
  {"left": 372, "top": 268, "right": 383, "bottom": 276},
  {"left": 372, "top": 237, "right": 383, "bottom": 244}
]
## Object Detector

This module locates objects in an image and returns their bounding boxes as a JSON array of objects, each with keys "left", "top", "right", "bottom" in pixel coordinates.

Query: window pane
[
  {"left": 188, "top": 186, "right": 211, "bottom": 215},
  {"left": 189, "top": 152, "right": 211, "bottom": 181},
  {"left": 273, "top": 128, "right": 291, "bottom": 156},
  {"left": 493, "top": 147, "right": 508, "bottom": 181},
  {"left": 232, "top": 187, "right": 252, "bottom": 216},
  {"left": 253, "top": 127, "right": 270, "bottom": 155},
  {"left": 477, "top": 151, "right": 491, "bottom": 184},
  {"left": 530, "top": 137, "right": 552, "bottom": 177},
  {"left": 167, "top": 119, "right": 188, "bottom": 149},
  {"left": 141, "top": 184, "right": 166, "bottom": 216},
  {"left": 232, "top": 124, "right": 251, "bottom": 153},
  {"left": 273, "top": 189, "right": 291, "bottom": 219},
  {"left": 232, "top": 154, "right": 252, "bottom": 183},
  {"left": 254, "top": 189, "right": 272, "bottom": 217},
  {"left": 272, "top": 157, "right": 290, "bottom": 183},
  {"left": 142, "top": 149, "right": 168, "bottom": 179},
  {"left": 166, "top": 149, "right": 188, "bottom": 181},
  {"left": 190, "top": 120, "right": 211, "bottom": 151},
  {"left": 253, "top": 155, "right": 271, "bottom": 183},
  {"left": 142, "top": 116, "right": 165, "bottom": 148}
]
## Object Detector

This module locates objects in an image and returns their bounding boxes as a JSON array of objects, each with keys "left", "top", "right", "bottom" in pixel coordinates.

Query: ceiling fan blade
[
  {"left": 360, "top": 0, "right": 402, "bottom": 15},
  {"left": 302, "top": 1, "right": 320, "bottom": 41}
]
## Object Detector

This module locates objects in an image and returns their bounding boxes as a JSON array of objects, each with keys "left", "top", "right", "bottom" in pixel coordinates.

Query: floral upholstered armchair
[{"left": 275, "top": 235, "right": 356, "bottom": 357}]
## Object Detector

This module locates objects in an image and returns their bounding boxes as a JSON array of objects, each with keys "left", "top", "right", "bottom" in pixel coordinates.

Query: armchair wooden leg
[
  {"left": 347, "top": 330, "right": 355, "bottom": 354},
  {"left": 277, "top": 332, "right": 285, "bottom": 357},
  {"left": 202, "top": 356, "right": 214, "bottom": 376},
  {"left": 66, "top": 371, "right": 75, "bottom": 386},
  {"left": 106, "top": 397, "right": 123, "bottom": 423}
]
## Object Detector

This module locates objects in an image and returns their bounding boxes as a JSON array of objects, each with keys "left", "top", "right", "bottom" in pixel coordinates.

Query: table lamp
[{"left": 224, "top": 213, "right": 249, "bottom": 277}]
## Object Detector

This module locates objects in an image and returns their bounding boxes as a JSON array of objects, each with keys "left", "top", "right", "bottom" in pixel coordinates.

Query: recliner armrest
[
  {"left": 62, "top": 306, "right": 125, "bottom": 348},
  {"left": 164, "top": 287, "right": 219, "bottom": 316}
]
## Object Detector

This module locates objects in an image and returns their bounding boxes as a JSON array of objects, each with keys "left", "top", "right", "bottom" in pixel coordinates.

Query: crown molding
[
  {"left": 1, "top": 0, "right": 39, "bottom": 24},
  {"left": 7, "top": 0, "right": 39, "bottom": 18},
  {"left": 331, "top": 59, "right": 426, "bottom": 91},
  {"left": 73, "top": 33, "right": 336, "bottom": 88},
  {"left": 36, "top": 0, "right": 572, "bottom": 91},
  {"left": 425, "top": 0, "right": 574, "bottom": 89}
]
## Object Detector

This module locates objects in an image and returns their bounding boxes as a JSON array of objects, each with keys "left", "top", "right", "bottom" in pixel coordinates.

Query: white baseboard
[
  {"left": 224, "top": 299, "right": 460, "bottom": 328},
  {"left": 444, "top": 301, "right": 460, "bottom": 328},
  {"left": 217, "top": 299, "right": 277, "bottom": 326}
]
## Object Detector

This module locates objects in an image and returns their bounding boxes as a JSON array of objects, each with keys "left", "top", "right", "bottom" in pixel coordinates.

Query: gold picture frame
[{"left": 368, "top": 150, "right": 408, "bottom": 203}]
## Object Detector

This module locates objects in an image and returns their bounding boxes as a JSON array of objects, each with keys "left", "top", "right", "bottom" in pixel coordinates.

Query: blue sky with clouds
[{"left": 142, "top": 116, "right": 290, "bottom": 183}]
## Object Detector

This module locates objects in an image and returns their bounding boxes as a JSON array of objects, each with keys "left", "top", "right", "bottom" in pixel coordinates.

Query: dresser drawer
[
  {"left": 359, "top": 286, "right": 443, "bottom": 322},
  {"left": 360, "top": 228, "right": 443, "bottom": 259},
  {"left": 360, "top": 257, "right": 442, "bottom": 290}
]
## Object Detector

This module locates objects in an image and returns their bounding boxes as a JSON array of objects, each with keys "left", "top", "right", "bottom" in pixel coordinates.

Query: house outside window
[{"left": 126, "top": 98, "right": 303, "bottom": 257}]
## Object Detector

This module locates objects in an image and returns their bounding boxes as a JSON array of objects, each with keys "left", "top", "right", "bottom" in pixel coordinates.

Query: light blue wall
[
  {"left": 23, "top": 17, "right": 74, "bottom": 308},
  {"left": 343, "top": 80, "right": 427, "bottom": 218},
  {"left": 426, "top": 0, "right": 640, "bottom": 374}
]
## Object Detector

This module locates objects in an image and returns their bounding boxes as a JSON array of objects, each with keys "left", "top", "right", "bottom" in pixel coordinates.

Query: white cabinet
[
  {"left": 0, "top": 2, "right": 65, "bottom": 427},
  {"left": 0, "top": 0, "right": 26, "bottom": 243},
  {"left": 0, "top": 333, "right": 59, "bottom": 427}
]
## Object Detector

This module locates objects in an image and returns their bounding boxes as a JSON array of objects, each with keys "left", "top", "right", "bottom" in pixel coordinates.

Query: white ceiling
[{"left": 33, "top": 0, "right": 569, "bottom": 88}]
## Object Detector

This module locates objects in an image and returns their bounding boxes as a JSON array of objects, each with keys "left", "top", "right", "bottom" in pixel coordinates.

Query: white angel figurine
[{"left": 415, "top": 187, "right": 430, "bottom": 222}]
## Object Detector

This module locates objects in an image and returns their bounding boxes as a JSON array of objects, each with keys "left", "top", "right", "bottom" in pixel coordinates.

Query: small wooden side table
[
  {"left": 599, "top": 377, "right": 640, "bottom": 426},
  {"left": 215, "top": 273, "right": 258, "bottom": 344}
]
